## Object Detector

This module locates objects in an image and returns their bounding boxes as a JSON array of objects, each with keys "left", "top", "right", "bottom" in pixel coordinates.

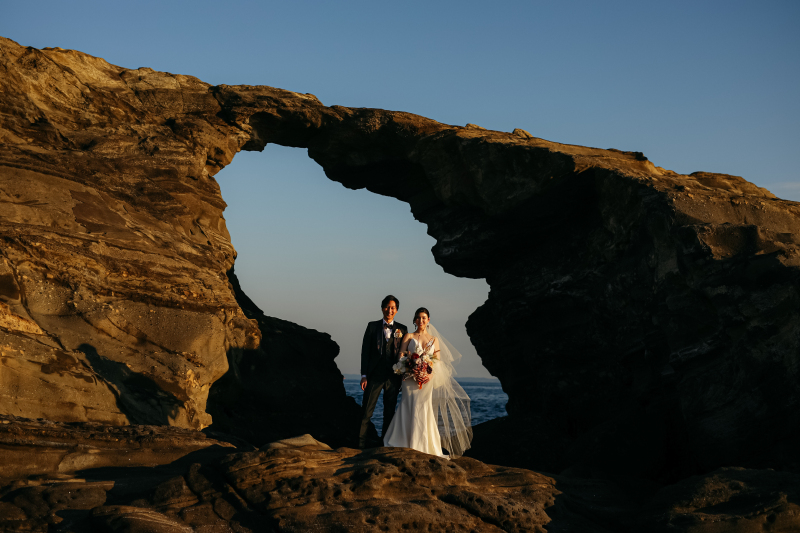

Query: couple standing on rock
[{"left": 357, "top": 295, "right": 473, "bottom": 458}]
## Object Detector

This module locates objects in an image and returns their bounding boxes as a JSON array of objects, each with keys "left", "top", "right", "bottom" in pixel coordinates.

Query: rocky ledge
[{"left": 1, "top": 417, "right": 799, "bottom": 532}]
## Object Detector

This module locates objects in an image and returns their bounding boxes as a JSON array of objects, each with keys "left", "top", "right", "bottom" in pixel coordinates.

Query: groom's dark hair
[{"left": 381, "top": 295, "right": 399, "bottom": 310}]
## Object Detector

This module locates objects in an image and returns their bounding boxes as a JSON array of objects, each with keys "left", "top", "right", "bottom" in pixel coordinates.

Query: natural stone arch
[{"left": 1, "top": 37, "right": 799, "bottom": 478}]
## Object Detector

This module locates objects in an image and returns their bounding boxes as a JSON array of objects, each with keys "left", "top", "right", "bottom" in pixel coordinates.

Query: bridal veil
[{"left": 427, "top": 324, "right": 473, "bottom": 458}]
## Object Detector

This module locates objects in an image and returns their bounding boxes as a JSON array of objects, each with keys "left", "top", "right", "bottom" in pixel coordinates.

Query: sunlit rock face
[
  {"left": 0, "top": 37, "right": 353, "bottom": 435},
  {"left": 2, "top": 36, "right": 799, "bottom": 478}
]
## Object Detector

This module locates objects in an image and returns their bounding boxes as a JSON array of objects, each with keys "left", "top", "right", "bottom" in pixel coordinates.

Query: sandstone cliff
[{"left": 2, "top": 34, "right": 799, "bottom": 489}]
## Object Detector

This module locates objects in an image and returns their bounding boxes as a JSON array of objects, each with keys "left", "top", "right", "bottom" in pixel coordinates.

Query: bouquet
[{"left": 393, "top": 338, "right": 437, "bottom": 389}]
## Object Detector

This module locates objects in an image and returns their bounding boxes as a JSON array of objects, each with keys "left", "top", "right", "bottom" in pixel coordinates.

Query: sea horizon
[
  {"left": 342, "top": 373, "right": 500, "bottom": 382},
  {"left": 343, "top": 375, "right": 508, "bottom": 433}
]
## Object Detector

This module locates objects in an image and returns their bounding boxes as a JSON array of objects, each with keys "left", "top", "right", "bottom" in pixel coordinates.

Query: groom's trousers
[{"left": 358, "top": 370, "right": 401, "bottom": 448}]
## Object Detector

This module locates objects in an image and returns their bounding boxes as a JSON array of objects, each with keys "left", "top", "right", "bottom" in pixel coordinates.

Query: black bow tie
[{"left": 384, "top": 324, "right": 393, "bottom": 329}]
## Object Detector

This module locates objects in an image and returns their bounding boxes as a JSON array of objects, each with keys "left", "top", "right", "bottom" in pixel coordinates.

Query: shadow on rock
[
  {"left": 80, "top": 343, "right": 184, "bottom": 426},
  {"left": 205, "top": 268, "right": 369, "bottom": 449}
]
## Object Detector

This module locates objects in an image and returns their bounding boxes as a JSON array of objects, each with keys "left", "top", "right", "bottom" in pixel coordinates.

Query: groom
[{"left": 358, "top": 295, "right": 407, "bottom": 448}]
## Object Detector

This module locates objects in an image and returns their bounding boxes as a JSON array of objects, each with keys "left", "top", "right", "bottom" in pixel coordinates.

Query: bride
[{"left": 383, "top": 307, "right": 473, "bottom": 458}]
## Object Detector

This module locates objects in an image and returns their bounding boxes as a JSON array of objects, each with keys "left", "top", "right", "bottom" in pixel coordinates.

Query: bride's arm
[
  {"left": 398, "top": 333, "right": 413, "bottom": 359},
  {"left": 432, "top": 337, "right": 441, "bottom": 360}
]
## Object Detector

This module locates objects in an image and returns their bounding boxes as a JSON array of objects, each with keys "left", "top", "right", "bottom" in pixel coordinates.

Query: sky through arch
[{"left": 216, "top": 146, "right": 492, "bottom": 378}]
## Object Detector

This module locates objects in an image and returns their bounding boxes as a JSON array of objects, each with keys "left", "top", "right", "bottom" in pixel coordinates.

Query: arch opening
[
  {"left": 216, "top": 145, "right": 493, "bottom": 379},
  {"left": 207, "top": 144, "right": 509, "bottom": 444}
]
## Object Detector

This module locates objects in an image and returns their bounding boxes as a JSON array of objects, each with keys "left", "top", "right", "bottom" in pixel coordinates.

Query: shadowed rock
[
  {"left": 213, "top": 86, "right": 800, "bottom": 481},
  {"left": 1, "top": 417, "right": 798, "bottom": 532},
  {"left": 206, "top": 268, "right": 367, "bottom": 448}
]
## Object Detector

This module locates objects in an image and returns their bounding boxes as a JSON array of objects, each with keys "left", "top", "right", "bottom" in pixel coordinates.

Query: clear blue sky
[{"left": 3, "top": 1, "right": 798, "bottom": 377}]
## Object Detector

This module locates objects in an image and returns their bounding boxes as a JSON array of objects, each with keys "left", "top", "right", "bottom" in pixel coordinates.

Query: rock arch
[{"left": 1, "top": 37, "right": 799, "bottom": 475}]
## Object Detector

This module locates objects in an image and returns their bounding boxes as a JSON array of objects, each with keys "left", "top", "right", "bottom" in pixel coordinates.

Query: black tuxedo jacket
[{"left": 360, "top": 320, "right": 408, "bottom": 378}]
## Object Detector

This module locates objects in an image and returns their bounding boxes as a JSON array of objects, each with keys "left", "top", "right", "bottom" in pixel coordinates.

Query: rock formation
[
  {"left": 214, "top": 83, "right": 800, "bottom": 479},
  {"left": 2, "top": 415, "right": 799, "bottom": 532},
  {"left": 2, "top": 35, "right": 800, "bottom": 530},
  {"left": 206, "top": 268, "right": 368, "bottom": 448},
  {"left": 0, "top": 36, "right": 358, "bottom": 443},
  {"left": 0, "top": 35, "right": 257, "bottom": 428}
]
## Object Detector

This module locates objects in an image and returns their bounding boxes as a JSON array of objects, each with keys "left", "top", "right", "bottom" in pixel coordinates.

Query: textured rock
[
  {"left": 0, "top": 414, "right": 239, "bottom": 483},
  {"left": 1, "top": 417, "right": 799, "bottom": 532},
  {"left": 636, "top": 467, "right": 800, "bottom": 532},
  {"left": 2, "top": 34, "right": 799, "bottom": 484},
  {"left": 0, "top": 36, "right": 256, "bottom": 428},
  {"left": 0, "top": 414, "right": 242, "bottom": 531},
  {"left": 0, "top": 36, "right": 357, "bottom": 438},
  {"left": 0, "top": 417, "right": 563, "bottom": 532}
]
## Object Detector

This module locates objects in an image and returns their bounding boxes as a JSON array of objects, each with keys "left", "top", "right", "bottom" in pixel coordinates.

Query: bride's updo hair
[{"left": 414, "top": 307, "right": 430, "bottom": 321}]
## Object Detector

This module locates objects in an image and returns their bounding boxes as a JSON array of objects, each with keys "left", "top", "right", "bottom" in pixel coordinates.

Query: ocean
[{"left": 344, "top": 377, "right": 508, "bottom": 435}]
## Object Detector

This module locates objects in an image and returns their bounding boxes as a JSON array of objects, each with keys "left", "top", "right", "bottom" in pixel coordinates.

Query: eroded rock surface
[
  {"left": 0, "top": 414, "right": 240, "bottom": 483},
  {"left": 0, "top": 36, "right": 358, "bottom": 438},
  {"left": 0, "top": 417, "right": 563, "bottom": 532},
  {"left": 1, "top": 418, "right": 798, "bottom": 532}
]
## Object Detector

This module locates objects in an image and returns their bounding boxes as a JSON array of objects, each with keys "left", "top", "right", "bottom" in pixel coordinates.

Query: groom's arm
[{"left": 360, "top": 323, "right": 372, "bottom": 390}]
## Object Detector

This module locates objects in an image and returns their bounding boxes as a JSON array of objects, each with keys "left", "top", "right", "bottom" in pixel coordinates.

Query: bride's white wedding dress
[{"left": 383, "top": 337, "right": 446, "bottom": 457}]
